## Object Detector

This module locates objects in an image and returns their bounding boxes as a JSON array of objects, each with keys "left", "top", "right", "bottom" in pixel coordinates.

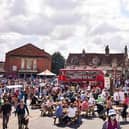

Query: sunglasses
[{"left": 110, "top": 114, "right": 116, "bottom": 117}]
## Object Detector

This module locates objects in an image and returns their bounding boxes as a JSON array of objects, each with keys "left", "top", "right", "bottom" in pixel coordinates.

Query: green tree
[{"left": 51, "top": 52, "right": 65, "bottom": 75}]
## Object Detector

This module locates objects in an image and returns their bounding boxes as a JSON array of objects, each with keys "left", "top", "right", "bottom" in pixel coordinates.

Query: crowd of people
[{"left": 0, "top": 77, "right": 129, "bottom": 129}]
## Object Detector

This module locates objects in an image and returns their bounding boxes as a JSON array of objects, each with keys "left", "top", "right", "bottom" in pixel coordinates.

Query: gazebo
[{"left": 37, "top": 69, "right": 56, "bottom": 76}]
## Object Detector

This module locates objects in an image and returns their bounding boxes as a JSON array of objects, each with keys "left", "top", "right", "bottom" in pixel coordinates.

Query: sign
[
  {"left": 65, "top": 71, "right": 98, "bottom": 80},
  {"left": 104, "top": 77, "right": 110, "bottom": 89}
]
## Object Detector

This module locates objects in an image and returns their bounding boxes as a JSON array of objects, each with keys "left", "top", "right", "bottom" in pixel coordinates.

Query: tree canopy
[{"left": 51, "top": 52, "right": 65, "bottom": 75}]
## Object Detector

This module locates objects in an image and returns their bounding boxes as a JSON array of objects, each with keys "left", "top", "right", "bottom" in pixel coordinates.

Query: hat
[{"left": 108, "top": 109, "right": 116, "bottom": 116}]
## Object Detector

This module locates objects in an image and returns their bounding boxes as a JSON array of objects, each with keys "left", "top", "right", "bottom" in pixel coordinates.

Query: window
[
  {"left": 26, "top": 59, "right": 33, "bottom": 70},
  {"left": 21, "top": 58, "right": 25, "bottom": 69},
  {"left": 12, "top": 65, "right": 17, "bottom": 71},
  {"left": 33, "top": 59, "right": 37, "bottom": 70}
]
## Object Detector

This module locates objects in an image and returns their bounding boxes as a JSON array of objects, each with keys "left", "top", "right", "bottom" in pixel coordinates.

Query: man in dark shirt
[
  {"left": 24, "top": 91, "right": 28, "bottom": 105},
  {"left": 16, "top": 100, "right": 29, "bottom": 129},
  {"left": 1, "top": 99, "right": 12, "bottom": 129}
]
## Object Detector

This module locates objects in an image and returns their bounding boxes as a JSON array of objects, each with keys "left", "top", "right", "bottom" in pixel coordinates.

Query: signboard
[
  {"left": 104, "top": 77, "right": 110, "bottom": 89},
  {"left": 65, "top": 71, "right": 98, "bottom": 80}
]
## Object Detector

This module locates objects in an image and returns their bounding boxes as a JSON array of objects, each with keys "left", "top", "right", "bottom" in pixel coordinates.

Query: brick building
[
  {"left": 66, "top": 45, "right": 129, "bottom": 78},
  {"left": 4, "top": 43, "right": 51, "bottom": 78}
]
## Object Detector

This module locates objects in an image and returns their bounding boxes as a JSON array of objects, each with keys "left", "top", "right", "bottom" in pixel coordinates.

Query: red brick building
[{"left": 4, "top": 43, "right": 51, "bottom": 78}]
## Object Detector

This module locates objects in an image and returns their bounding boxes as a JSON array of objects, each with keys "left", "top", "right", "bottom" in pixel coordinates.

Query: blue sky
[{"left": 0, "top": 0, "right": 129, "bottom": 61}]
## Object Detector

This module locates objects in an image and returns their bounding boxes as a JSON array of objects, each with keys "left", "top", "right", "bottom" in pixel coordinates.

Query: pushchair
[
  {"left": 30, "top": 96, "right": 42, "bottom": 109},
  {"left": 96, "top": 103, "right": 106, "bottom": 121},
  {"left": 19, "top": 116, "right": 29, "bottom": 129},
  {"left": 40, "top": 102, "right": 53, "bottom": 117}
]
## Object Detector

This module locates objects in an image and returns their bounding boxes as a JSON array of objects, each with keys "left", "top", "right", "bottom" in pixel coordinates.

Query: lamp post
[
  {"left": 125, "top": 68, "right": 128, "bottom": 79},
  {"left": 124, "top": 56, "right": 128, "bottom": 79},
  {"left": 114, "top": 67, "right": 117, "bottom": 85},
  {"left": 112, "top": 62, "right": 117, "bottom": 90}
]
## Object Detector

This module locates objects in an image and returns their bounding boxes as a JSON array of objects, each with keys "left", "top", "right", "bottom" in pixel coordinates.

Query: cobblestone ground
[{"left": 0, "top": 107, "right": 129, "bottom": 129}]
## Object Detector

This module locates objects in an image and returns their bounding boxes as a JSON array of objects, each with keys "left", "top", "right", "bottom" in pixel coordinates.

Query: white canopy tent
[{"left": 37, "top": 69, "right": 56, "bottom": 76}]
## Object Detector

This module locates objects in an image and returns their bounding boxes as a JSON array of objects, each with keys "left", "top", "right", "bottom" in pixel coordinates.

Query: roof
[
  {"left": 6, "top": 43, "right": 51, "bottom": 58},
  {"left": 37, "top": 69, "right": 56, "bottom": 76},
  {"left": 66, "top": 52, "right": 126, "bottom": 66}
]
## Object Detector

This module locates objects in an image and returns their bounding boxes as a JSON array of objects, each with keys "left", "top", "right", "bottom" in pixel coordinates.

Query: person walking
[
  {"left": 15, "top": 100, "right": 29, "bottom": 129},
  {"left": 0, "top": 99, "right": 12, "bottom": 129},
  {"left": 54, "top": 101, "right": 63, "bottom": 125},
  {"left": 121, "top": 93, "right": 129, "bottom": 122},
  {"left": 106, "top": 96, "right": 112, "bottom": 115},
  {"left": 24, "top": 91, "right": 28, "bottom": 105}
]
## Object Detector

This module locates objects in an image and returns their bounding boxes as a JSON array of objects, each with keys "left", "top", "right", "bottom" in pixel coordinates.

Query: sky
[{"left": 0, "top": 0, "right": 129, "bottom": 61}]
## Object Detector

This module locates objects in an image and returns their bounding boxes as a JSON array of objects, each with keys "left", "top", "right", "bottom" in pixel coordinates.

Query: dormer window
[{"left": 92, "top": 57, "right": 100, "bottom": 66}]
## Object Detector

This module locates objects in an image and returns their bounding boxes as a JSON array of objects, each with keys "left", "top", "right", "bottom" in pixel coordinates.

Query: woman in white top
[{"left": 67, "top": 103, "right": 77, "bottom": 118}]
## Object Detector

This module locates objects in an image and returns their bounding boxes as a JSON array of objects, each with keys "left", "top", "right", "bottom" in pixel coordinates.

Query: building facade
[
  {"left": 0, "top": 62, "right": 5, "bottom": 77},
  {"left": 4, "top": 43, "right": 51, "bottom": 78},
  {"left": 66, "top": 45, "right": 129, "bottom": 78}
]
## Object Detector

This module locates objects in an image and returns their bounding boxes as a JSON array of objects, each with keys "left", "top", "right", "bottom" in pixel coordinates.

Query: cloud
[
  {"left": 8, "top": 0, "right": 26, "bottom": 16},
  {"left": 0, "top": 32, "right": 41, "bottom": 60},
  {"left": 46, "top": 0, "right": 78, "bottom": 10},
  {"left": 1, "top": 0, "right": 81, "bottom": 36},
  {"left": 107, "top": 35, "right": 125, "bottom": 52},
  {"left": 90, "top": 22, "right": 120, "bottom": 35},
  {"left": 51, "top": 11, "right": 81, "bottom": 25},
  {"left": 50, "top": 25, "right": 75, "bottom": 40},
  {"left": 93, "top": 37, "right": 103, "bottom": 45},
  {"left": 92, "top": 34, "right": 125, "bottom": 53},
  {"left": 8, "top": 15, "right": 54, "bottom": 35},
  {"left": 0, "top": 0, "right": 129, "bottom": 61},
  {"left": 121, "top": 0, "right": 129, "bottom": 14}
]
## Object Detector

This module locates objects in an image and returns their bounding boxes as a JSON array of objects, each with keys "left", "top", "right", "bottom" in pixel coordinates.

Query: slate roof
[
  {"left": 67, "top": 52, "right": 126, "bottom": 67},
  {"left": 6, "top": 43, "right": 51, "bottom": 58}
]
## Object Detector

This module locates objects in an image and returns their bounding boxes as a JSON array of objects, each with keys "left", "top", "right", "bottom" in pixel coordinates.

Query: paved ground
[{"left": 0, "top": 107, "right": 129, "bottom": 129}]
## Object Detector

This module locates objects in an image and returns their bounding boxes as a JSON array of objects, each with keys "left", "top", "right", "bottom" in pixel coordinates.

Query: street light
[{"left": 112, "top": 62, "right": 117, "bottom": 88}]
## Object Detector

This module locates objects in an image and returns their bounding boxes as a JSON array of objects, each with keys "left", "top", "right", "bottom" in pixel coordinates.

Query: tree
[{"left": 51, "top": 52, "right": 65, "bottom": 75}]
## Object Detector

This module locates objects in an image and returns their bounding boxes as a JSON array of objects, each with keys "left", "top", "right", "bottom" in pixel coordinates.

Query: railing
[{"left": 18, "top": 69, "right": 38, "bottom": 72}]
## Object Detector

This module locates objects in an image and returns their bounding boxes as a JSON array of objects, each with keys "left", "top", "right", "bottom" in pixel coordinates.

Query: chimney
[
  {"left": 105, "top": 45, "right": 109, "bottom": 55},
  {"left": 82, "top": 49, "right": 86, "bottom": 56},
  {"left": 124, "top": 45, "right": 128, "bottom": 56},
  {"left": 82, "top": 49, "right": 86, "bottom": 55}
]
